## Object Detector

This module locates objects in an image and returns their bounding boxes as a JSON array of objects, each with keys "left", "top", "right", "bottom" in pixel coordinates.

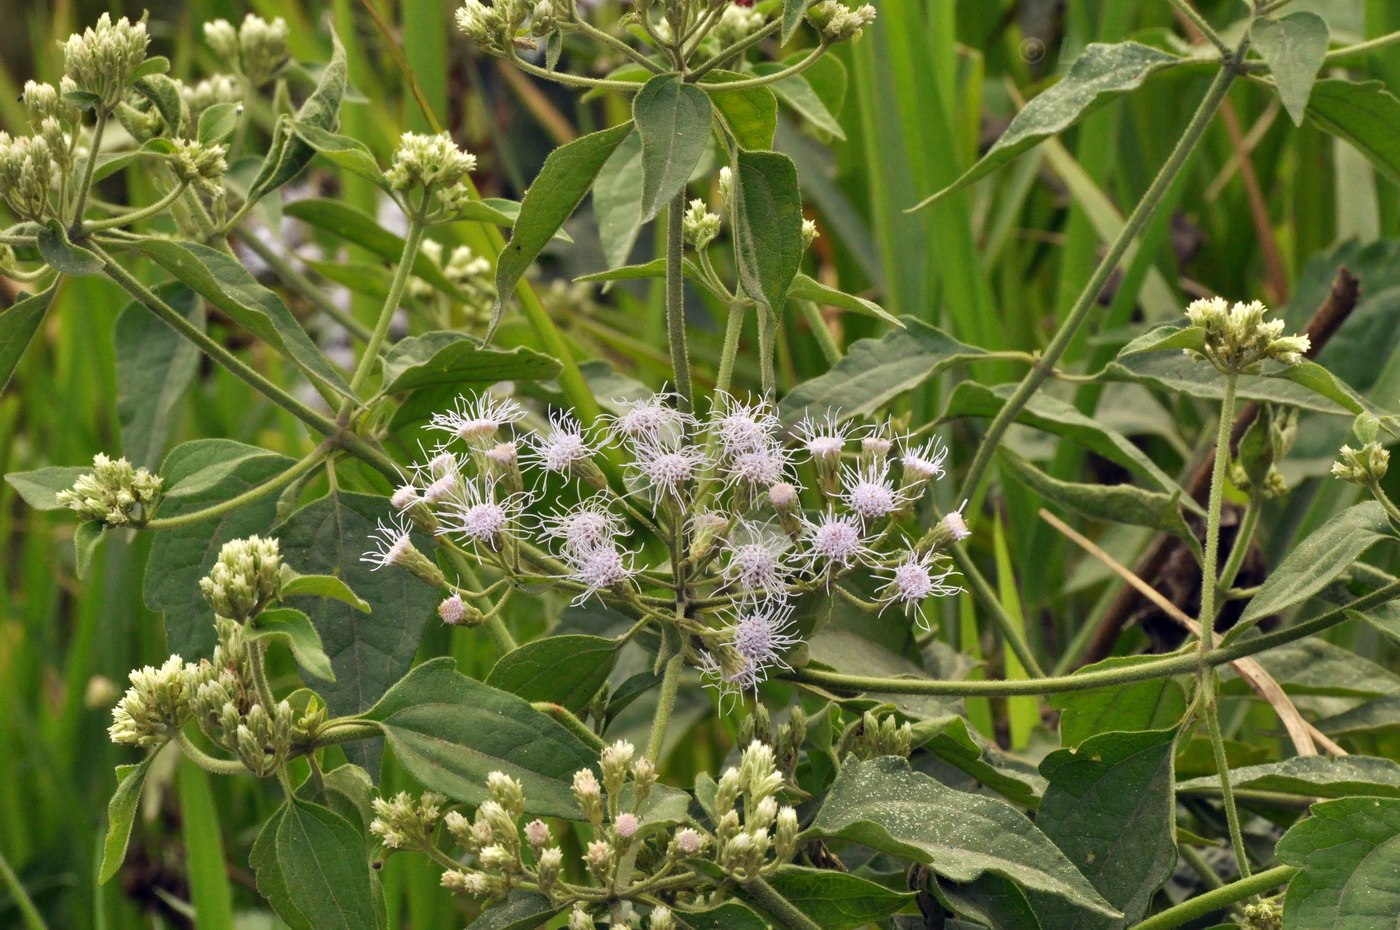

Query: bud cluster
[
  {"left": 711, "top": 742, "right": 800, "bottom": 879},
  {"left": 199, "top": 536, "right": 283, "bottom": 620},
  {"left": 169, "top": 139, "right": 229, "bottom": 194},
  {"left": 0, "top": 133, "right": 56, "bottom": 221},
  {"left": 808, "top": 2, "right": 879, "bottom": 42},
  {"left": 1332, "top": 442, "right": 1390, "bottom": 487},
  {"left": 1183, "top": 297, "right": 1310, "bottom": 374},
  {"left": 56, "top": 453, "right": 163, "bottom": 527},
  {"left": 108, "top": 656, "right": 199, "bottom": 747},
  {"left": 371, "top": 791, "right": 447, "bottom": 850},
  {"left": 62, "top": 13, "right": 150, "bottom": 108},
  {"left": 370, "top": 390, "right": 962, "bottom": 704},
  {"left": 203, "top": 15, "right": 290, "bottom": 89},
  {"left": 737, "top": 704, "right": 808, "bottom": 784},
  {"left": 387, "top": 131, "right": 479, "bottom": 203},
  {"left": 840, "top": 710, "right": 915, "bottom": 761}
]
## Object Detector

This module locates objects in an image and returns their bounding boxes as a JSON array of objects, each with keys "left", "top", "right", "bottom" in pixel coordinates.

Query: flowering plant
[{"left": 7, "top": 3, "right": 1400, "bottom": 930}]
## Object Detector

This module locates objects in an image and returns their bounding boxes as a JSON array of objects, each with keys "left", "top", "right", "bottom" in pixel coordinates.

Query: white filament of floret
[
  {"left": 802, "top": 512, "right": 869, "bottom": 574},
  {"left": 793, "top": 411, "right": 850, "bottom": 461},
  {"left": 526, "top": 411, "right": 592, "bottom": 474},
  {"left": 901, "top": 436, "right": 948, "bottom": 480},
  {"left": 437, "top": 481, "right": 530, "bottom": 548},
  {"left": 711, "top": 393, "right": 779, "bottom": 456},
  {"left": 632, "top": 439, "right": 708, "bottom": 500},
  {"left": 429, "top": 394, "right": 524, "bottom": 444},
  {"left": 840, "top": 462, "right": 907, "bottom": 521},
  {"left": 539, "top": 499, "right": 625, "bottom": 554},
  {"left": 606, "top": 392, "right": 693, "bottom": 448},
  {"left": 729, "top": 601, "right": 799, "bottom": 670},
  {"left": 725, "top": 443, "right": 789, "bottom": 489},
  {"left": 363, "top": 516, "right": 416, "bottom": 570},
  {"left": 722, "top": 523, "right": 792, "bottom": 597},
  {"left": 567, "top": 543, "right": 637, "bottom": 602},
  {"left": 876, "top": 551, "right": 961, "bottom": 628}
]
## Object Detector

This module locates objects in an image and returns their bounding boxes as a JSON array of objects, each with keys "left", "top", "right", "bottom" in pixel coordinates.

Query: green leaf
[
  {"left": 786, "top": 273, "right": 900, "bottom": 326},
  {"left": 1102, "top": 351, "right": 1353, "bottom": 415},
  {"left": 130, "top": 75, "right": 182, "bottom": 131},
  {"left": 261, "top": 799, "right": 384, "bottom": 930},
  {"left": 197, "top": 102, "right": 240, "bottom": 145},
  {"left": 593, "top": 131, "right": 646, "bottom": 270},
  {"left": 678, "top": 902, "right": 771, "bottom": 930},
  {"left": 635, "top": 74, "right": 714, "bottom": 222},
  {"left": 917, "top": 714, "right": 1048, "bottom": 808},
  {"left": 469, "top": 891, "right": 563, "bottom": 930},
  {"left": 1252, "top": 13, "right": 1329, "bottom": 125},
  {"left": 807, "top": 756, "right": 1121, "bottom": 920},
  {"left": 247, "top": 607, "right": 337, "bottom": 682},
  {"left": 280, "top": 572, "right": 371, "bottom": 613},
  {"left": 5, "top": 465, "right": 90, "bottom": 510},
  {"left": 493, "top": 121, "right": 635, "bottom": 330},
  {"left": 708, "top": 74, "right": 779, "bottom": 150},
  {"left": 381, "top": 331, "right": 561, "bottom": 393},
  {"left": 485, "top": 635, "right": 619, "bottom": 714},
  {"left": 573, "top": 256, "right": 730, "bottom": 304},
  {"left": 1050, "top": 656, "right": 1189, "bottom": 749},
  {"left": 74, "top": 520, "right": 105, "bottom": 580},
  {"left": 780, "top": 0, "right": 806, "bottom": 43},
  {"left": 754, "top": 866, "right": 914, "bottom": 930},
  {"left": 780, "top": 317, "right": 986, "bottom": 423},
  {"left": 770, "top": 70, "right": 846, "bottom": 140},
  {"left": 99, "top": 757, "right": 154, "bottom": 884},
  {"left": 1232, "top": 638, "right": 1400, "bottom": 699},
  {"left": 1306, "top": 79, "right": 1400, "bottom": 186},
  {"left": 38, "top": 220, "right": 103, "bottom": 275},
  {"left": 1238, "top": 502, "right": 1394, "bottom": 627},
  {"left": 284, "top": 198, "right": 466, "bottom": 301},
  {"left": 115, "top": 282, "right": 203, "bottom": 469},
  {"left": 1276, "top": 796, "right": 1400, "bottom": 930},
  {"left": 998, "top": 447, "right": 1195, "bottom": 539},
  {"left": 247, "top": 33, "right": 347, "bottom": 203},
  {"left": 912, "top": 42, "right": 1180, "bottom": 209},
  {"left": 359, "top": 657, "right": 599, "bottom": 818},
  {"left": 1275, "top": 361, "right": 1369, "bottom": 415},
  {"left": 123, "top": 238, "right": 354, "bottom": 399},
  {"left": 277, "top": 493, "right": 438, "bottom": 773},
  {"left": 0, "top": 283, "right": 56, "bottom": 393},
  {"left": 145, "top": 440, "right": 294, "bottom": 657},
  {"left": 291, "top": 122, "right": 390, "bottom": 191},
  {"left": 1036, "top": 729, "right": 1179, "bottom": 929},
  {"left": 1116, "top": 325, "right": 1206, "bottom": 357},
  {"left": 64, "top": 89, "right": 102, "bottom": 110},
  {"left": 732, "top": 149, "right": 803, "bottom": 311},
  {"left": 128, "top": 56, "right": 171, "bottom": 81},
  {"left": 1177, "top": 755, "right": 1400, "bottom": 800}
]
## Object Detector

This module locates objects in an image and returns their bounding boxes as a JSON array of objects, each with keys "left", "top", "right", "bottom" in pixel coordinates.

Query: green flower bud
[
  {"left": 568, "top": 905, "right": 593, "bottom": 930},
  {"left": 0, "top": 133, "right": 56, "bottom": 222},
  {"left": 713, "top": 4, "right": 766, "bottom": 46},
  {"left": 775, "top": 805, "right": 799, "bottom": 861},
  {"left": 809, "top": 1, "right": 878, "bottom": 42},
  {"left": 54, "top": 453, "right": 163, "bottom": 527},
  {"left": 600, "top": 739, "right": 635, "bottom": 798},
  {"left": 802, "top": 218, "right": 819, "bottom": 249},
  {"left": 386, "top": 131, "right": 478, "bottom": 192},
  {"left": 1184, "top": 296, "right": 1310, "bottom": 374},
  {"left": 199, "top": 536, "right": 282, "bottom": 621},
  {"left": 1332, "top": 442, "right": 1390, "bottom": 486},
  {"left": 62, "top": 14, "right": 151, "bottom": 109},
  {"left": 108, "top": 655, "right": 196, "bottom": 746},
  {"left": 487, "top": 770, "right": 526, "bottom": 819},
  {"left": 169, "top": 138, "right": 228, "bottom": 194},
  {"left": 683, "top": 198, "right": 721, "bottom": 249}
]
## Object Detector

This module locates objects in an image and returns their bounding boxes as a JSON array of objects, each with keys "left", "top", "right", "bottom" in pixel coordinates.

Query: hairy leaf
[
  {"left": 593, "top": 130, "right": 646, "bottom": 270},
  {"left": 1252, "top": 13, "right": 1329, "bottom": 125},
  {"left": 470, "top": 891, "right": 563, "bottom": 930},
  {"left": 115, "top": 282, "right": 203, "bottom": 469},
  {"left": 1307, "top": 79, "right": 1400, "bottom": 186},
  {"left": 999, "top": 447, "right": 1194, "bottom": 538},
  {"left": 381, "top": 331, "right": 560, "bottom": 393},
  {"left": 732, "top": 149, "right": 803, "bottom": 310},
  {"left": 1050, "top": 656, "right": 1189, "bottom": 749},
  {"left": 1177, "top": 755, "right": 1400, "bottom": 800},
  {"left": 247, "top": 33, "right": 347, "bottom": 203},
  {"left": 709, "top": 75, "right": 779, "bottom": 150},
  {"left": 99, "top": 757, "right": 154, "bottom": 884},
  {"left": 247, "top": 607, "right": 336, "bottom": 681},
  {"left": 1276, "top": 796, "right": 1400, "bottom": 930},
  {"left": 5, "top": 465, "right": 90, "bottom": 510},
  {"left": 280, "top": 573, "right": 371, "bottom": 613},
  {"left": 259, "top": 799, "right": 384, "bottom": 930},
  {"left": 485, "top": 635, "right": 619, "bottom": 713},
  {"left": 787, "top": 273, "right": 899, "bottom": 326},
  {"left": 677, "top": 902, "right": 771, "bottom": 930},
  {"left": 0, "top": 284, "right": 56, "bottom": 393},
  {"left": 635, "top": 74, "right": 714, "bottom": 222},
  {"left": 291, "top": 122, "right": 390, "bottom": 191},
  {"left": 753, "top": 866, "right": 914, "bottom": 929},
  {"left": 38, "top": 220, "right": 103, "bottom": 275}
]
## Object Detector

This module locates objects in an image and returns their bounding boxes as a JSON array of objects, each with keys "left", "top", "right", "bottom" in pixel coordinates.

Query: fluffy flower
[
  {"left": 538, "top": 498, "right": 626, "bottom": 555},
  {"left": 728, "top": 601, "right": 800, "bottom": 672},
  {"left": 565, "top": 542, "right": 638, "bottom": 603},
  {"left": 630, "top": 438, "right": 709, "bottom": 501},
  {"left": 839, "top": 461, "right": 911, "bottom": 522},
  {"left": 437, "top": 480, "right": 532, "bottom": 549},
  {"left": 429, "top": 394, "right": 525, "bottom": 445},
  {"left": 721, "top": 522, "right": 793, "bottom": 598},
  {"left": 525, "top": 411, "right": 594, "bottom": 475},
  {"left": 875, "top": 551, "right": 961, "bottom": 628},
  {"left": 711, "top": 394, "right": 779, "bottom": 457},
  {"left": 801, "top": 511, "right": 870, "bottom": 575}
]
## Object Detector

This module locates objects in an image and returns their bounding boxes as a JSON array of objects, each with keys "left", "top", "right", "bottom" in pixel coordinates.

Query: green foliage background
[{"left": 3, "top": 0, "right": 1400, "bottom": 927}]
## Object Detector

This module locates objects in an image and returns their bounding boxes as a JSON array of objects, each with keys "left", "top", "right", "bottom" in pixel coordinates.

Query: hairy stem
[
  {"left": 69, "top": 106, "right": 109, "bottom": 233},
  {"left": 667, "top": 192, "right": 694, "bottom": 412},
  {"left": 535, "top": 702, "right": 607, "bottom": 752},
  {"left": 84, "top": 180, "right": 191, "bottom": 232},
  {"left": 176, "top": 731, "right": 249, "bottom": 777},
  {"left": 647, "top": 653, "right": 686, "bottom": 764},
  {"left": 350, "top": 212, "right": 425, "bottom": 395},
  {"left": 1202, "top": 675, "right": 1252, "bottom": 879},
  {"left": 146, "top": 447, "right": 329, "bottom": 530},
  {"left": 1128, "top": 865, "right": 1295, "bottom": 930},
  {"left": 715, "top": 301, "right": 748, "bottom": 397}
]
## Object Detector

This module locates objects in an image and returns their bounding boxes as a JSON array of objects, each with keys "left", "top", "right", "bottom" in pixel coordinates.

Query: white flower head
[
  {"left": 710, "top": 393, "right": 779, "bottom": 457},
  {"left": 839, "top": 460, "right": 911, "bottom": 523},
  {"left": 539, "top": 498, "right": 626, "bottom": 555},
  {"left": 525, "top": 411, "right": 594, "bottom": 475},
  {"left": 391, "top": 482, "right": 421, "bottom": 511},
  {"left": 943, "top": 502, "right": 971, "bottom": 542},
  {"left": 566, "top": 542, "right": 638, "bottom": 603},
  {"left": 721, "top": 522, "right": 794, "bottom": 598},
  {"left": 605, "top": 391, "right": 694, "bottom": 449},
  {"left": 630, "top": 437, "right": 709, "bottom": 501},
  {"left": 725, "top": 442, "right": 790, "bottom": 490},
  {"left": 728, "top": 601, "right": 800, "bottom": 671},
  {"left": 900, "top": 436, "right": 948, "bottom": 482},
  {"left": 697, "top": 649, "right": 761, "bottom": 708},
  {"left": 437, "top": 480, "right": 532, "bottom": 549},
  {"left": 793, "top": 411, "right": 852, "bottom": 463},
  {"left": 363, "top": 516, "right": 416, "bottom": 570},
  {"left": 876, "top": 551, "right": 961, "bottom": 629},
  {"left": 801, "top": 511, "right": 871, "bottom": 576},
  {"left": 429, "top": 393, "right": 525, "bottom": 445}
]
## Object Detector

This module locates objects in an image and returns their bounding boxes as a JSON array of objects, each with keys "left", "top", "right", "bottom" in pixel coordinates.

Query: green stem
[
  {"left": 1203, "top": 672, "right": 1252, "bottom": 879},
  {"left": 1178, "top": 844, "right": 1226, "bottom": 892},
  {"left": 957, "top": 63, "right": 1237, "bottom": 503},
  {"left": 233, "top": 230, "right": 374, "bottom": 342},
  {"left": 1217, "top": 493, "right": 1260, "bottom": 593},
  {"left": 798, "top": 299, "right": 841, "bottom": 365},
  {"left": 715, "top": 301, "right": 748, "bottom": 397},
  {"left": 176, "top": 731, "right": 249, "bottom": 777},
  {"left": 444, "top": 549, "right": 517, "bottom": 652},
  {"left": 506, "top": 48, "right": 644, "bottom": 91},
  {"left": 1370, "top": 479, "right": 1400, "bottom": 527},
  {"left": 1324, "top": 29, "right": 1400, "bottom": 63},
  {"left": 146, "top": 448, "right": 329, "bottom": 530},
  {"left": 1128, "top": 865, "right": 1295, "bottom": 930},
  {"left": 666, "top": 192, "right": 694, "bottom": 412},
  {"left": 350, "top": 212, "right": 425, "bottom": 395},
  {"left": 695, "top": 41, "right": 829, "bottom": 92},
  {"left": 757, "top": 306, "right": 777, "bottom": 396},
  {"left": 84, "top": 180, "right": 191, "bottom": 232},
  {"left": 1169, "top": 0, "right": 1231, "bottom": 55},
  {"left": 248, "top": 640, "right": 277, "bottom": 710},
  {"left": 1199, "top": 374, "right": 1238, "bottom": 647},
  {"left": 68, "top": 106, "right": 109, "bottom": 233},
  {"left": 0, "top": 849, "right": 48, "bottom": 930},
  {"left": 573, "top": 17, "right": 666, "bottom": 73},
  {"left": 647, "top": 653, "right": 685, "bottom": 764},
  {"left": 948, "top": 541, "right": 1047, "bottom": 678},
  {"left": 534, "top": 702, "right": 607, "bottom": 752},
  {"left": 740, "top": 876, "right": 824, "bottom": 930}
]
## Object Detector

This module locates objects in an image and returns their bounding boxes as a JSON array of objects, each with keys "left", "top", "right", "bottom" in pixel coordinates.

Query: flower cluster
[
  {"left": 199, "top": 536, "right": 282, "bottom": 620},
  {"left": 109, "top": 655, "right": 198, "bottom": 747},
  {"left": 169, "top": 138, "right": 229, "bottom": 194},
  {"left": 1332, "top": 441, "right": 1389, "bottom": 487},
  {"left": 1184, "top": 296, "right": 1310, "bottom": 374},
  {"left": 409, "top": 239, "right": 496, "bottom": 332},
  {"left": 0, "top": 133, "right": 55, "bottom": 221},
  {"left": 368, "top": 388, "right": 963, "bottom": 704},
  {"left": 385, "top": 132, "right": 481, "bottom": 219},
  {"left": 61, "top": 13, "right": 150, "bottom": 108},
  {"left": 203, "top": 14, "right": 290, "bottom": 89},
  {"left": 56, "top": 453, "right": 163, "bottom": 527},
  {"left": 808, "top": 1, "right": 880, "bottom": 42}
]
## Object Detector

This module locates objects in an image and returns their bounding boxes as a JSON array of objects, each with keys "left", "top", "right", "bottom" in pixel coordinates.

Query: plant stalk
[
  {"left": 349, "top": 213, "right": 425, "bottom": 395},
  {"left": 647, "top": 653, "right": 685, "bottom": 763},
  {"left": 69, "top": 106, "right": 109, "bottom": 233},
  {"left": 666, "top": 192, "right": 694, "bottom": 412},
  {"left": 1128, "top": 865, "right": 1295, "bottom": 930}
]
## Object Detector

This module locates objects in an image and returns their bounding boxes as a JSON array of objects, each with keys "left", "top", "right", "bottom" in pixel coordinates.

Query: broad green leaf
[
  {"left": 38, "top": 220, "right": 103, "bottom": 275},
  {"left": 786, "top": 273, "right": 900, "bottom": 326},
  {"left": 99, "top": 757, "right": 155, "bottom": 884},
  {"left": 493, "top": 121, "right": 635, "bottom": 330},
  {"left": 1116, "top": 325, "right": 1205, "bottom": 357},
  {"left": 678, "top": 902, "right": 771, "bottom": 930},
  {"left": 752, "top": 866, "right": 914, "bottom": 930},
  {"left": 635, "top": 74, "right": 714, "bottom": 222},
  {"left": 250, "top": 806, "right": 308, "bottom": 930},
  {"left": 1050, "top": 656, "right": 1189, "bottom": 749},
  {"left": 998, "top": 447, "right": 1195, "bottom": 539},
  {"left": 708, "top": 73, "right": 779, "bottom": 150},
  {"left": 807, "top": 756, "right": 1121, "bottom": 919},
  {"left": 247, "top": 33, "right": 347, "bottom": 203},
  {"left": 1177, "top": 755, "right": 1400, "bottom": 800},
  {"left": 291, "top": 121, "right": 390, "bottom": 191},
  {"left": 917, "top": 714, "right": 1048, "bottom": 808},
  {"left": 574, "top": 257, "right": 730, "bottom": 304},
  {"left": 801, "top": 55, "right": 848, "bottom": 127},
  {"left": 359, "top": 657, "right": 599, "bottom": 818},
  {"left": 130, "top": 74, "right": 182, "bottom": 130},
  {"left": 732, "top": 149, "right": 803, "bottom": 310},
  {"left": 0, "top": 284, "right": 56, "bottom": 393},
  {"left": 280, "top": 572, "right": 371, "bottom": 612},
  {"left": 754, "top": 63, "right": 846, "bottom": 139},
  {"left": 1238, "top": 502, "right": 1394, "bottom": 627},
  {"left": 115, "top": 282, "right": 203, "bottom": 469},
  {"left": 145, "top": 440, "right": 294, "bottom": 657},
  {"left": 1252, "top": 13, "right": 1329, "bottom": 125},
  {"left": 282, "top": 198, "right": 466, "bottom": 300},
  {"left": 278, "top": 492, "right": 438, "bottom": 773},
  {"left": 92, "top": 137, "right": 178, "bottom": 182},
  {"left": 1362, "top": 602, "right": 1400, "bottom": 650},
  {"left": 198, "top": 102, "right": 240, "bottom": 144},
  {"left": 780, "top": 0, "right": 806, "bottom": 43},
  {"left": 1232, "top": 638, "right": 1400, "bottom": 699},
  {"left": 268, "top": 799, "right": 384, "bottom": 930},
  {"left": 129, "top": 56, "right": 171, "bottom": 80},
  {"left": 470, "top": 891, "right": 563, "bottom": 930},
  {"left": 123, "top": 238, "right": 354, "bottom": 399},
  {"left": 779, "top": 317, "right": 987, "bottom": 424},
  {"left": 74, "top": 520, "right": 105, "bottom": 580},
  {"left": 913, "top": 43, "right": 1181, "bottom": 209},
  {"left": 1316, "top": 696, "right": 1400, "bottom": 738},
  {"left": 1307, "top": 79, "right": 1400, "bottom": 186},
  {"left": 5, "top": 465, "right": 89, "bottom": 510},
  {"left": 942, "top": 381, "right": 1192, "bottom": 498},
  {"left": 934, "top": 871, "right": 1044, "bottom": 930},
  {"left": 1036, "top": 729, "right": 1178, "bottom": 929},
  {"left": 484, "top": 635, "right": 619, "bottom": 714},
  {"left": 1102, "top": 351, "right": 1353, "bottom": 415},
  {"left": 593, "top": 130, "right": 646, "bottom": 270},
  {"left": 1275, "top": 361, "right": 1369, "bottom": 415},
  {"left": 1276, "top": 796, "right": 1400, "bottom": 930},
  {"left": 381, "top": 331, "right": 561, "bottom": 393},
  {"left": 248, "top": 607, "right": 336, "bottom": 681}
]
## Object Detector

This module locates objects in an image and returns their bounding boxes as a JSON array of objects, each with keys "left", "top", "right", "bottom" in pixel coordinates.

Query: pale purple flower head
[
  {"left": 606, "top": 392, "right": 693, "bottom": 448},
  {"left": 722, "top": 522, "right": 793, "bottom": 598},
  {"left": 793, "top": 411, "right": 851, "bottom": 463},
  {"left": 566, "top": 542, "right": 637, "bottom": 603},
  {"left": 729, "top": 601, "right": 799, "bottom": 671},
  {"left": 362, "top": 516, "right": 417, "bottom": 570},
  {"left": 437, "top": 480, "right": 530, "bottom": 549},
  {"left": 725, "top": 442, "right": 789, "bottom": 490},
  {"left": 711, "top": 393, "right": 779, "bottom": 457},
  {"left": 900, "top": 436, "right": 948, "bottom": 482},
  {"left": 631, "top": 438, "right": 709, "bottom": 500},
  {"left": 526, "top": 411, "right": 593, "bottom": 475},
  {"left": 839, "top": 461, "right": 909, "bottom": 523},
  {"left": 429, "top": 394, "right": 525, "bottom": 445},
  {"left": 801, "top": 511, "right": 870, "bottom": 575},
  {"left": 539, "top": 498, "right": 625, "bottom": 555},
  {"left": 876, "top": 551, "right": 961, "bottom": 628}
]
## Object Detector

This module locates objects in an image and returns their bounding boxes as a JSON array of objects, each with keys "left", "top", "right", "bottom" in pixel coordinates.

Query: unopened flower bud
[
  {"left": 370, "top": 791, "right": 445, "bottom": 851},
  {"left": 683, "top": 198, "right": 721, "bottom": 249},
  {"left": 54, "top": 453, "right": 162, "bottom": 527},
  {"left": 775, "top": 806, "right": 799, "bottom": 861},
  {"left": 198, "top": 535, "right": 281, "bottom": 621},
  {"left": 487, "top": 770, "right": 526, "bottom": 817},
  {"left": 1332, "top": 442, "right": 1390, "bottom": 487},
  {"left": 1184, "top": 296, "right": 1310, "bottom": 373},
  {"left": 536, "top": 846, "right": 563, "bottom": 891},
  {"left": 387, "top": 131, "right": 478, "bottom": 193},
  {"left": 573, "top": 768, "right": 604, "bottom": 825},
  {"left": 801, "top": 219, "right": 819, "bottom": 249},
  {"left": 584, "top": 839, "right": 613, "bottom": 880},
  {"left": 478, "top": 843, "right": 516, "bottom": 872},
  {"left": 108, "top": 655, "right": 195, "bottom": 746},
  {"left": 809, "top": 1, "right": 877, "bottom": 42},
  {"left": 568, "top": 905, "right": 593, "bottom": 930},
  {"left": 600, "top": 739, "right": 635, "bottom": 796},
  {"left": 650, "top": 905, "right": 675, "bottom": 930},
  {"left": 63, "top": 14, "right": 150, "bottom": 108}
]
